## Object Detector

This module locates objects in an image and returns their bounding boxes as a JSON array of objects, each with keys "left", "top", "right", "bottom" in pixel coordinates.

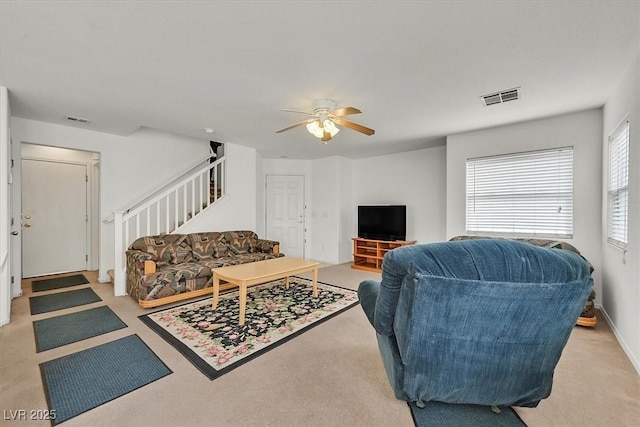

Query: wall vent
[
  {"left": 66, "top": 115, "right": 91, "bottom": 124},
  {"left": 480, "top": 87, "right": 520, "bottom": 106}
]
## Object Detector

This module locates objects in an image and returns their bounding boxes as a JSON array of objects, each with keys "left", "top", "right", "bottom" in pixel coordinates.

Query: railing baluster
[
  {"left": 155, "top": 202, "right": 160, "bottom": 234},
  {"left": 146, "top": 206, "right": 150, "bottom": 236},
  {"left": 191, "top": 178, "right": 195, "bottom": 218},
  {"left": 198, "top": 173, "right": 203, "bottom": 213},
  {"left": 165, "top": 195, "right": 170, "bottom": 233},
  {"left": 124, "top": 219, "right": 129, "bottom": 256},
  {"left": 182, "top": 182, "right": 189, "bottom": 224},
  {"left": 174, "top": 190, "right": 179, "bottom": 229},
  {"left": 221, "top": 160, "right": 225, "bottom": 198},
  {"left": 212, "top": 163, "right": 218, "bottom": 203},
  {"left": 135, "top": 213, "right": 140, "bottom": 240}
]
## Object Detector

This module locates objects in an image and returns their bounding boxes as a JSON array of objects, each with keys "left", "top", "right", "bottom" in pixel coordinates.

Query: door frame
[
  {"left": 265, "top": 174, "right": 307, "bottom": 258},
  {"left": 20, "top": 145, "right": 100, "bottom": 277},
  {"left": 21, "top": 157, "right": 90, "bottom": 277},
  {"left": 0, "top": 87, "right": 11, "bottom": 325}
]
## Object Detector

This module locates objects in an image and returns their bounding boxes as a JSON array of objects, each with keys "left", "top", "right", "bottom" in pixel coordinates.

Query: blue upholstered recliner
[{"left": 358, "top": 239, "right": 593, "bottom": 408}]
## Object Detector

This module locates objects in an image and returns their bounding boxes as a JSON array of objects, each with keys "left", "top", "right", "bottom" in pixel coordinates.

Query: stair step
[{"left": 107, "top": 269, "right": 115, "bottom": 283}]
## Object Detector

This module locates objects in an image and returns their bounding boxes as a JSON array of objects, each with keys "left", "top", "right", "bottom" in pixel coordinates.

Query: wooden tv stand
[{"left": 352, "top": 237, "right": 417, "bottom": 273}]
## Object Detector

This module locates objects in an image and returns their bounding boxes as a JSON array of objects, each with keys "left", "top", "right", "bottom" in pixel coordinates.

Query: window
[
  {"left": 466, "top": 147, "right": 573, "bottom": 238},
  {"left": 607, "top": 120, "right": 630, "bottom": 249}
]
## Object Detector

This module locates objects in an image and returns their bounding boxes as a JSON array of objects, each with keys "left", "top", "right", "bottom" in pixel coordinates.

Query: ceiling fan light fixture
[
  {"left": 323, "top": 119, "right": 339, "bottom": 137},
  {"left": 277, "top": 98, "right": 374, "bottom": 142},
  {"left": 306, "top": 120, "right": 323, "bottom": 138},
  {"left": 306, "top": 119, "right": 339, "bottom": 140}
]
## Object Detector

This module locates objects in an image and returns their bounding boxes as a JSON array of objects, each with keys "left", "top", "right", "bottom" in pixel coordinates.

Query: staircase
[{"left": 111, "top": 155, "right": 226, "bottom": 296}]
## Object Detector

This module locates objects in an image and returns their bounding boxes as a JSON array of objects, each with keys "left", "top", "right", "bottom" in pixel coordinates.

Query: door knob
[
  {"left": 23, "top": 223, "right": 31, "bottom": 228},
  {"left": 11, "top": 231, "right": 18, "bottom": 236}
]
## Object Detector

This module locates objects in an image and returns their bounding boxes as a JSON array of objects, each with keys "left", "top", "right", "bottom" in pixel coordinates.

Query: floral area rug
[{"left": 138, "top": 276, "right": 359, "bottom": 379}]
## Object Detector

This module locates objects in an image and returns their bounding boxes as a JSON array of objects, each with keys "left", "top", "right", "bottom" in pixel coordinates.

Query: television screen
[{"left": 358, "top": 205, "right": 406, "bottom": 241}]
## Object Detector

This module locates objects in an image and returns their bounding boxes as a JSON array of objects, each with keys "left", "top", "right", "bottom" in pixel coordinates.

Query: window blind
[
  {"left": 466, "top": 147, "right": 573, "bottom": 238},
  {"left": 607, "top": 120, "right": 629, "bottom": 249}
]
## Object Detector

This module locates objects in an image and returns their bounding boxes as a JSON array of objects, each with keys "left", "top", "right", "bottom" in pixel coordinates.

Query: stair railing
[{"left": 112, "top": 156, "right": 226, "bottom": 296}]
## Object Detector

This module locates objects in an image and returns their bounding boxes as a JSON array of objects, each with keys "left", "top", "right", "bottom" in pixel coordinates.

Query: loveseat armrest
[
  {"left": 127, "top": 250, "right": 155, "bottom": 269},
  {"left": 254, "top": 238, "right": 280, "bottom": 254},
  {"left": 126, "top": 250, "right": 156, "bottom": 300}
]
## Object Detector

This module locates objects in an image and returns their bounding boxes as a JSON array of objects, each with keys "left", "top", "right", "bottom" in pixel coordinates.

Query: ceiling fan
[{"left": 276, "top": 99, "right": 375, "bottom": 143}]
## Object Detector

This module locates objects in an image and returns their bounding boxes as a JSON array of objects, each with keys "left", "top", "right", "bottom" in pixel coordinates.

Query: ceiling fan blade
[
  {"left": 331, "top": 106, "right": 361, "bottom": 116},
  {"left": 280, "top": 109, "right": 314, "bottom": 116},
  {"left": 322, "top": 131, "right": 332, "bottom": 142},
  {"left": 337, "top": 118, "right": 375, "bottom": 136},
  {"left": 276, "top": 119, "right": 310, "bottom": 133}
]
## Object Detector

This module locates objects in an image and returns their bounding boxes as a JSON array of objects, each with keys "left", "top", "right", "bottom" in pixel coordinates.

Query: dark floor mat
[
  {"left": 32, "top": 274, "right": 89, "bottom": 292},
  {"left": 30, "top": 287, "right": 102, "bottom": 315}
]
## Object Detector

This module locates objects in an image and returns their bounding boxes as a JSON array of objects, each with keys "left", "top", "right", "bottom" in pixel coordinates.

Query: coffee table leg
[
  {"left": 239, "top": 283, "right": 247, "bottom": 326},
  {"left": 285, "top": 276, "right": 290, "bottom": 289},
  {"left": 312, "top": 266, "right": 318, "bottom": 298},
  {"left": 212, "top": 274, "right": 220, "bottom": 310}
]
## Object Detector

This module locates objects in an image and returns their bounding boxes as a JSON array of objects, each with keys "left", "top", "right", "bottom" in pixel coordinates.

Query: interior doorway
[
  {"left": 21, "top": 159, "right": 88, "bottom": 277},
  {"left": 20, "top": 144, "right": 100, "bottom": 278},
  {"left": 265, "top": 175, "right": 305, "bottom": 258}
]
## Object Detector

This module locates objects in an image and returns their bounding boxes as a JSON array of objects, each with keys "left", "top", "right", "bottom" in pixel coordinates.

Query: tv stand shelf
[{"left": 352, "top": 237, "right": 417, "bottom": 273}]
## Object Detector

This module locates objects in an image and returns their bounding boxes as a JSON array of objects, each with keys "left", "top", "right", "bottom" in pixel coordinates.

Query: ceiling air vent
[
  {"left": 480, "top": 87, "right": 520, "bottom": 106},
  {"left": 66, "top": 115, "right": 91, "bottom": 124}
]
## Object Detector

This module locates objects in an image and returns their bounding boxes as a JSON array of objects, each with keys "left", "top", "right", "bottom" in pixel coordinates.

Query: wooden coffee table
[{"left": 211, "top": 257, "right": 319, "bottom": 325}]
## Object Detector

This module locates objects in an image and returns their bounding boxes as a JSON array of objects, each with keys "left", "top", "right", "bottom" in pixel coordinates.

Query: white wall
[
  {"left": 309, "top": 157, "right": 341, "bottom": 264},
  {"left": 337, "top": 156, "right": 353, "bottom": 262},
  {"left": 10, "top": 118, "right": 209, "bottom": 282},
  {"left": 0, "top": 86, "right": 12, "bottom": 325},
  {"left": 179, "top": 143, "right": 258, "bottom": 234},
  {"left": 255, "top": 150, "right": 264, "bottom": 238},
  {"left": 446, "top": 109, "right": 604, "bottom": 304},
  {"left": 353, "top": 146, "right": 447, "bottom": 244},
  {"left": 601, "top": 53, "right": 640, "bottom": 373}
]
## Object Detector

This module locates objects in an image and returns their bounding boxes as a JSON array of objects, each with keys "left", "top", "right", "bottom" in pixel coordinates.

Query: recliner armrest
[{"left": 357, "top": 280, "right": 380, "bottom": 328}]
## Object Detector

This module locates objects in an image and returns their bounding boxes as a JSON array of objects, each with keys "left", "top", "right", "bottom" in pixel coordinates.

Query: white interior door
[
  {"left": 22, "top": 159, "right": 88, "bottom": 277},
  {"left": 266, "top": 175, "right": 305, "bottom": 258}
]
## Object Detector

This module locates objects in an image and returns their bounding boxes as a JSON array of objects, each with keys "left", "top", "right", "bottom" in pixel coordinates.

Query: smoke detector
[{"left": 480, "top": 87, "right": 521, "bottom": 106}]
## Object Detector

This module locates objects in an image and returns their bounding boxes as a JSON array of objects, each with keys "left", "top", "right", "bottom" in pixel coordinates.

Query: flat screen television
[{"left": 358, "top": 205, "right": 406, "bottom": 241}]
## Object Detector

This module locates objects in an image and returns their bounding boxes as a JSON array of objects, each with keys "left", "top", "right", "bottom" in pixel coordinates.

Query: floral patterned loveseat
[{"left": 126, "top": 230, "right": 283, "bottom": 308}]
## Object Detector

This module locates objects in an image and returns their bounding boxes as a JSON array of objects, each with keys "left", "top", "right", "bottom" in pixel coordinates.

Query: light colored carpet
[{"left": 1, "top": 264, "right": 639, "bottom": 427}]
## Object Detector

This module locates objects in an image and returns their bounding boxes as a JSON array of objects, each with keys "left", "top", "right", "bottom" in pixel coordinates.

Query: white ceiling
[{"left": 1, "top": 1, "right": 638, "bottom": 159}]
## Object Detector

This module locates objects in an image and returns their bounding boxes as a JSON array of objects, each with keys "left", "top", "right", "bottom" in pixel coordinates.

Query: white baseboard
[{"left": 597, "top": 304, "right": 640, "bottom": 375}]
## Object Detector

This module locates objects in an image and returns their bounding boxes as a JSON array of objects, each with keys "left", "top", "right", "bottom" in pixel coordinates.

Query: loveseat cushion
[
  {"left": 189, "top": 232, "right": 226, "bottom": 260},
  {"left": 199, "top": 253, "right": 283, "bottom": 270},
  {"left": 141, "top": 262, "right": 212, "bottom": 296},
  {"left": 129, "top": 234, "right": 191, "bottom": 267},
  {"left": 199, "top": 257, "right": 244, "bottom": 269},
  {"left": 220, "top": 230, "right": 258, "bottom": 254},
  {"left": 171, "top": 234, "right": 194, "bottom": 264}
]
